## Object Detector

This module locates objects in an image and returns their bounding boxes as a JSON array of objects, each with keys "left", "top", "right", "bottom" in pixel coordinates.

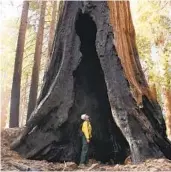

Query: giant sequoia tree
[{"left": 12, "top": 1, "right": 171, "bottom": 164}]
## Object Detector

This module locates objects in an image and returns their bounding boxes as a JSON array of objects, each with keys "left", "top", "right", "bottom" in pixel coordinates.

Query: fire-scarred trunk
[{"left": 12, "top": 1, "right": 171, "bottom": 164}]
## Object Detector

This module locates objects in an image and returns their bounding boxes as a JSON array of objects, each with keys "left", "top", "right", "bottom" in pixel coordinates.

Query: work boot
[{"left": 78, "top": 164, "right": 86, "bottom": 168}]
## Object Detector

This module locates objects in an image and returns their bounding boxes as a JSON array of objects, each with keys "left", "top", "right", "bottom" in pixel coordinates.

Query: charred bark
[
  {"left": 12, "top": 1, "right": 171, "bottom": 164},
  {"left": 107, "top": 1, "right": 166, "bottom": 138},
  {"left": 48, "top": 1, "right": 58, "bottom": 59}
]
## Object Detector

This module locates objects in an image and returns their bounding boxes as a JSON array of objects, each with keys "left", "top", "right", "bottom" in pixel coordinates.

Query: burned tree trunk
[
  {"left": 107, "top": 1, "right": 166, "bottom": 136},
  {"left": 48, "top": 1, "right": 58, "bottom": 59},
  {"left": 12, "top": 1, "right": 171, "bottom": 164}
]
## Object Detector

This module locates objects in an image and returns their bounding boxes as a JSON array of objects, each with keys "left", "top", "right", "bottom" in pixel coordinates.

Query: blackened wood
[{"left": 11, "top": 1, "right": 171, "bottom": 164}]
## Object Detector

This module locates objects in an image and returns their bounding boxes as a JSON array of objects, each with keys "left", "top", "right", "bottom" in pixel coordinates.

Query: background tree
[
  {"left": 20, "top": 1, "right": 55, "bottom": 126},
  {"left": 27, "top": 1, "right": 47, "bottom": 120},
  {"left": 0, "top": 17, "right": 19, "bottom": 128},
  {"left": 1, "top": 1, "right": 60, "bottom": 127},
  {"left": 130, "top": 0, "right": 171, "bottom": 140},
  {"left": 9, "top": 1, "right": 29, "bottom": 127}
]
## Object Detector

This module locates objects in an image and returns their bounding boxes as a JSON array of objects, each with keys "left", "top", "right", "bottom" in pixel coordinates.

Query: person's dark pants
[{"left": 80, "top": 135, "right": 89, "bottom": 164}]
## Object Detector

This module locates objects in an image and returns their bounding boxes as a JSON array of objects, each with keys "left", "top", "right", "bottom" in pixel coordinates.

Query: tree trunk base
[{"left": 11, "top": 1, "right": 171, "bottom": 164}]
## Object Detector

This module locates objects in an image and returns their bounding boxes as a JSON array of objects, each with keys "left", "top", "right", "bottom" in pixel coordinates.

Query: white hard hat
[{"left": 81, "top": 114, "right": 87, "bottom": 120}]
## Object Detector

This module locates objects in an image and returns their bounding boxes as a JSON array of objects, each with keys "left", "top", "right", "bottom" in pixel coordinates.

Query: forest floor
[{"left": 1, "top": 128, "right": 171, "bottom": 171}]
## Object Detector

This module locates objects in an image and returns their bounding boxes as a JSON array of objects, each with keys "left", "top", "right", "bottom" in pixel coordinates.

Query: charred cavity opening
[{"left": 73, "top": 12, "right": 130, "bottom": 164}]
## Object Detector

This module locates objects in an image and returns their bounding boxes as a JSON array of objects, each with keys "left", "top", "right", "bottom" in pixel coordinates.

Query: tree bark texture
[
  {"left": 107, "top": 0, "right": 167, "bottom": 141},
  {"left": 12, "top": 1, "right": 171, "bottom": 164},
  {"left": 107, "top": 1, "right": 157, "bottom": 105},
  {"left": 163, "top": 88, "right": 171, "bottom": 141},
  {"left": 27, "top": 2, "right": 46, "bottom": 121},
  {"left": 9, "top": 1, "right": 29, "bottom": 127},
  {"left": 48, "top": 1, "right": 58, "bottom": 59},
  {"left": 149, "top": 83, "right": 157, "bottom": 102}
]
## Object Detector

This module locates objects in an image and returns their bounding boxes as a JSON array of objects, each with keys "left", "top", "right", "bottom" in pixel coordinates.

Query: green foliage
[
  {"left": 0, "top": 17, "right": 19, "bottom": 87},
  {"left": 0, "top": 0, "right": 58, "bottom": 126},
  {"left": 29, "top": 1, "right": 39, "bottom": 11},
  {"left": 131, "top": 0, "right": 171, "bottom": 108},
  {"left": 136, "top": 34, "right": 151, "bottom": 60}
]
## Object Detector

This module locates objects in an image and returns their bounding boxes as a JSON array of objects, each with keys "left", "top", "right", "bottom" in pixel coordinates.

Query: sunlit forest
[
  {"left": 1, "top": 0, "right": 61, "bottom": 127},
  {"left": 1, "top": 0, "right": 171, "bottom": 171}
]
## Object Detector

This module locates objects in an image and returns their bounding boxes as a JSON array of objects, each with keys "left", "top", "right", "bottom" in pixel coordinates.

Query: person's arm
[
  {"left": 82, "top": 121, "right": 90, "bottom": 142},
  {"left": 89, "top": 123, "right": 92, "bottom": 138}
]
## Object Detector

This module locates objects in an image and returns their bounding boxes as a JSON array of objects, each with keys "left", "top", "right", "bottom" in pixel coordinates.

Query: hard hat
[{"left": 81, "top": 114, "right": 87, "bottom": 120}]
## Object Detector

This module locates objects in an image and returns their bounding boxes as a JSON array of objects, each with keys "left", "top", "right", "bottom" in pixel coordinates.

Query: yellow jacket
[{"left": 82, "top": 121, "right": 92, "bottom": 141}]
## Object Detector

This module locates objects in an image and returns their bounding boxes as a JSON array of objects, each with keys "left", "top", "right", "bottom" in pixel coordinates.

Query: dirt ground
[{"left": 1, "top": 128, "right": 171, "bottom": 171}]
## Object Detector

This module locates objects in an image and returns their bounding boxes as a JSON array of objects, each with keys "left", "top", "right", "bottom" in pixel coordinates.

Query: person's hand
[{"left": 87, "top": 139, "right": 90, "bottom": 143}]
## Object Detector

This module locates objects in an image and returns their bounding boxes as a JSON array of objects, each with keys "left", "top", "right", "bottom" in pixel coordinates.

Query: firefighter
[{"left": 79, "top": 114, "right": 92, "bottom": 166}]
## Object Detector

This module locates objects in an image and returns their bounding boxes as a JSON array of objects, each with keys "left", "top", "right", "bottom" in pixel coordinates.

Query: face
[{"left": 86, "top": 115, "right": 89, "bottom": 121}]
